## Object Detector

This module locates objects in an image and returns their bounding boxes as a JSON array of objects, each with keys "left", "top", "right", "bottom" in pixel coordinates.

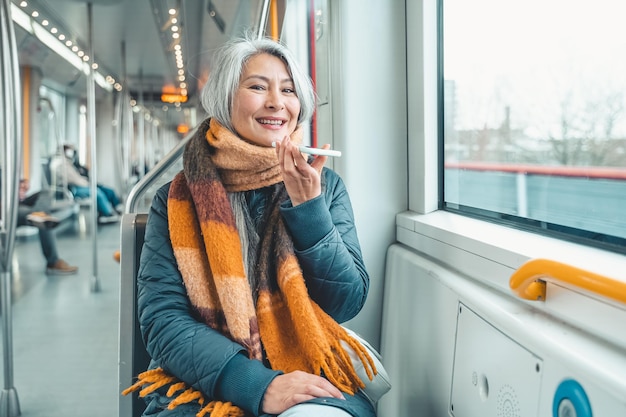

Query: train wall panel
[
  {"left": 378, "top": 244, "right": 458, "bottom": 416},
  {"left": 328, "top": 0, "right": 409, "bottom": 348},
  {"left": 378, "top": 244, "right": 626, "bottom": 417}
]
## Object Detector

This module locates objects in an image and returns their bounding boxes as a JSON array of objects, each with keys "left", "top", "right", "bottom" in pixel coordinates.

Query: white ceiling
[{"left": 13, "top": 0, "right": 265, "bottom": 127}]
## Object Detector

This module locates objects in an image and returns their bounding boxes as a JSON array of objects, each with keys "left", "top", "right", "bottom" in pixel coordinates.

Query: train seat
[
  {"left": 41, "top": 157, "right": 75, "bottom": 203},
  {"left": 119, "top": 212, "right": 150, "bottom": 417},
  {"left": 44, "top": 156, "right": 92, "bottom": 208}
]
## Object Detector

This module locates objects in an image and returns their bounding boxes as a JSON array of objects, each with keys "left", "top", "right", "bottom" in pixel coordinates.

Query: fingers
[
  {"left": 262, "top": 371, "right": 345, "bottom": 415},
  {"left": 276, "top": 136, "right": 307, "bottom": 171},
  {"left": 275, "top": 137, "right": 330, "bottom": 173},
  {"left": 276, "top": 136, "right": 325, "bottom": 206},
  {"left": 308, "top": 144, "right": 330, "bottom": 173}
]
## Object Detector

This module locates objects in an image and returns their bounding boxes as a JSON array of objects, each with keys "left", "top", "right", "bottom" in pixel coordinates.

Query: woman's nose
[{"left": 265, "top": 89, "right": 284, "bottom": 110}]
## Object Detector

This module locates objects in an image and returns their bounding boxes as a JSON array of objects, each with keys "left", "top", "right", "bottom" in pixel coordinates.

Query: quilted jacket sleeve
[
  {"left": 280, "top": 168, "right": 370, "bottom": 323},
  {"left": 137, "top": 182, "right": 281, "bottom": 415}
]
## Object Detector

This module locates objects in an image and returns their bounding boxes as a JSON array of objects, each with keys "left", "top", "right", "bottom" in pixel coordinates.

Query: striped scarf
[{"left": 123, "top": 119, "right": 375, "bottom": 417}]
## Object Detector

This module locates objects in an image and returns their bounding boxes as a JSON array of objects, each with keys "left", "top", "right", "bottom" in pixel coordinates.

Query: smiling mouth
[{"left": 258, "top": 119, "right": 284, "bottom": 125}]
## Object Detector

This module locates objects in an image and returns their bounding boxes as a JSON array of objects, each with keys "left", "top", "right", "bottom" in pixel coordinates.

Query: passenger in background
[
  {"left": 16, "top": 178, "right": 78, "bottom": 275},
  {"left": 67, "top": 144, "right": 125, "bottom": 211},
  {"left": 54, "top": 144, "right": 123, "bottom": 223},
  {"left": 126, "top": 36, "right": 374, "bottom": 417}
]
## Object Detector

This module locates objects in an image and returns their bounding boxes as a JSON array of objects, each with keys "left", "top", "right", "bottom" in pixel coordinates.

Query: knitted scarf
[{"left": 123, "top": 119, "right": 376, "bottom": 417}]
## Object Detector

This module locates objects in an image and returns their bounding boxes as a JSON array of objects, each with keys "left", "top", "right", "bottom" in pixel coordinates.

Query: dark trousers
[{"left": 18, "top": 192, "right": 59, "bottom": 266}]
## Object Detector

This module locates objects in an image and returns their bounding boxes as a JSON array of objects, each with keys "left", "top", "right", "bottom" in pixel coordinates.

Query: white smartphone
[
  {"left": 298, "top": 146, "right": 342, "bottom": 157},
  {"left": 271, "top": 142, "right": 342, "bottom": 157}
]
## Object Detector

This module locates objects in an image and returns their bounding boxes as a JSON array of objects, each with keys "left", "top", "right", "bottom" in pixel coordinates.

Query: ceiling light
[{"left": 10, "top": 4, "right": 112, "bottom": 92}]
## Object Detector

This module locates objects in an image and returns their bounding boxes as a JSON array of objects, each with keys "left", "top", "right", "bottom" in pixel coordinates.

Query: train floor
[{"left": 3, "top": 208, "right": 121, "bottom": 416}]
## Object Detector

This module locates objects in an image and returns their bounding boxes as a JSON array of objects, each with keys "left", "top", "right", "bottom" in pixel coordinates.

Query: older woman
[{"left": 127, "top": 35, "right": 374, "bottom": 417}]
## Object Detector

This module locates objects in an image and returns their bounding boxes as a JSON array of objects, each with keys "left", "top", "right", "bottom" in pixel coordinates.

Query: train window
[
  {"left": 38, "top": 86, "right": 66, "bottom": 157},
  {"left": 442, "top": 0, "right": 626, "bottom": 254}
]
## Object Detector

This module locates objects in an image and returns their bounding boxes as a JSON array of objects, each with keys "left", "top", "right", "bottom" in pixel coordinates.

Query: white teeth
[{"left": 259, "top": 119, "right": 283, "bottom": 125}]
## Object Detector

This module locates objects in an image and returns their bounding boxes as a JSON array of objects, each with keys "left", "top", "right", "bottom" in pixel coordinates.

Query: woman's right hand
[
  {"left": 275, "top": 136, "right": 328, "bottom": 207},
  {"left": 261, "top": 370, "right": 345, "bottom": 415}
]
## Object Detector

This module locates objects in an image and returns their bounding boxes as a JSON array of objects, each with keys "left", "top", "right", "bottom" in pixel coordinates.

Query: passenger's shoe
[
  {"left": 115, "top": 203, "right": 125, "bottom": 214},
  {"left": 46, "top": 259, "right": 78, "bottom": 275},
  {"left": 98, "top": 213, "right": 120, "bottom": 224},
  {"left": 26, "top": 212, "right": 60, "bottom": 229}
]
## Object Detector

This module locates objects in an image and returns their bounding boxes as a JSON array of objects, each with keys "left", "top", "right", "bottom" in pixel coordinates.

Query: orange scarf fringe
[{"left": 122, "top": 368, "right": 244, "bottom": 417}]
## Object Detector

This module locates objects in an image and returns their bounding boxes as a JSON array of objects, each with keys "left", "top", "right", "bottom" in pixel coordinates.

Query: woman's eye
[
  {"left": 250, "top": 85, "right": 265, "bottom": 91},
  {"left": 283, "top": 88, "right": 295, "bottom": 94}
]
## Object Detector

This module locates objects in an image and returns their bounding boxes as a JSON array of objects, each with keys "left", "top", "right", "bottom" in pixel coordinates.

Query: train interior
[{"left": 1, "top": 0, "right": 625, "bottom": 417}]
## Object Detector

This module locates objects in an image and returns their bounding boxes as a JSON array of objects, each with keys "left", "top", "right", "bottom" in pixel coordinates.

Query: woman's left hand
[{"left": 276, "top": 135, "right": 329, "bottom": 206}]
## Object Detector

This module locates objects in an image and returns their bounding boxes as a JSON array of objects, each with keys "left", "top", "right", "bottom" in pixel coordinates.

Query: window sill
[{"left": 395, "top": 210, "right": 626, "bottom": 349}]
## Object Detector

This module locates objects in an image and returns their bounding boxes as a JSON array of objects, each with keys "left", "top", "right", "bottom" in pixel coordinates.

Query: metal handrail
[
  {"left": 125, "top": 126, "right": 197, "bottom": 213},
  {"left": 509, "top": 258, "right": 626, "bottom": 305}
]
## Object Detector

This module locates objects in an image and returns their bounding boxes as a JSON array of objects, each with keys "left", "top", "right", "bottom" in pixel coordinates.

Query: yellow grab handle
[{"left": 509, "top": 258, "right": 626, "bottom": 305}]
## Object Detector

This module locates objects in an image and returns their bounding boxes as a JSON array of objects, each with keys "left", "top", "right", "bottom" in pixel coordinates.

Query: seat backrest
[
  {"left": 118, "top": 213, "right": 151, "bottom": 417},
  {"left": 118, "top": 124, "right": 195, "bottom": 417},
  {"left": 42, "top": 157, "right": 76, "bottom": 203}
]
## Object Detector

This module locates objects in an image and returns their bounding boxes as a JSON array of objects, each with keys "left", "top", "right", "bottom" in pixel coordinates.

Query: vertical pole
[
  {"left": 258, "top": 0, "right": 270, "bottom": 38},
  {"left": 0, "top": 272, "right": 19, "bottom": 417},
  {"left": 308, "top": 0, "right": 318, "bottom": 147},
  {"left": 516, "top": 172, "right": 528, "bottom": 218},
  {"left": 0, "top": 0, "right": 22, "bottom": 415},
  {"left": 86, "top": 2, "right": 100, "bottom": 292},
  {"left": 119, "top": 41, "right": 130, "bottom": 191},
  {"left": 137, "top": 71, "right": 145, "bottom": 181}
]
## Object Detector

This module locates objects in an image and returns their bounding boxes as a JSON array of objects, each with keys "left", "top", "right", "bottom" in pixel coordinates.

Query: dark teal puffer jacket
[{"left": 137, "top": 167, "right": 374, "bottom": 417}]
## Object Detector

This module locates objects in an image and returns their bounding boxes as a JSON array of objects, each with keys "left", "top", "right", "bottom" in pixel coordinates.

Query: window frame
[
  {"left": 403, "top": 0, "right": 626, "bottom": 335},
  {"left": 436, "top": 0, "right": 626, "bottom": 255}
]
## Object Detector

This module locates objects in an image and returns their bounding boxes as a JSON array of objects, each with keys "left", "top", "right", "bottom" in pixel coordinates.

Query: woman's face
[{"left": 231, "top": 53, "right": 301, "bottom": 147}]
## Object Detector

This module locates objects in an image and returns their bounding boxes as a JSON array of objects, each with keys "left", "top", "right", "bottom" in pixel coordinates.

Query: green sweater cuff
[{"left": 216, "top": 353, "right": 282, "bottom": 416}]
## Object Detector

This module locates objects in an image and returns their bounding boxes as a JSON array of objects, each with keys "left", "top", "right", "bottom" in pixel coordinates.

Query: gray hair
[{"left": 200, "top": 35, "right": 316, "bottom": 133}]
